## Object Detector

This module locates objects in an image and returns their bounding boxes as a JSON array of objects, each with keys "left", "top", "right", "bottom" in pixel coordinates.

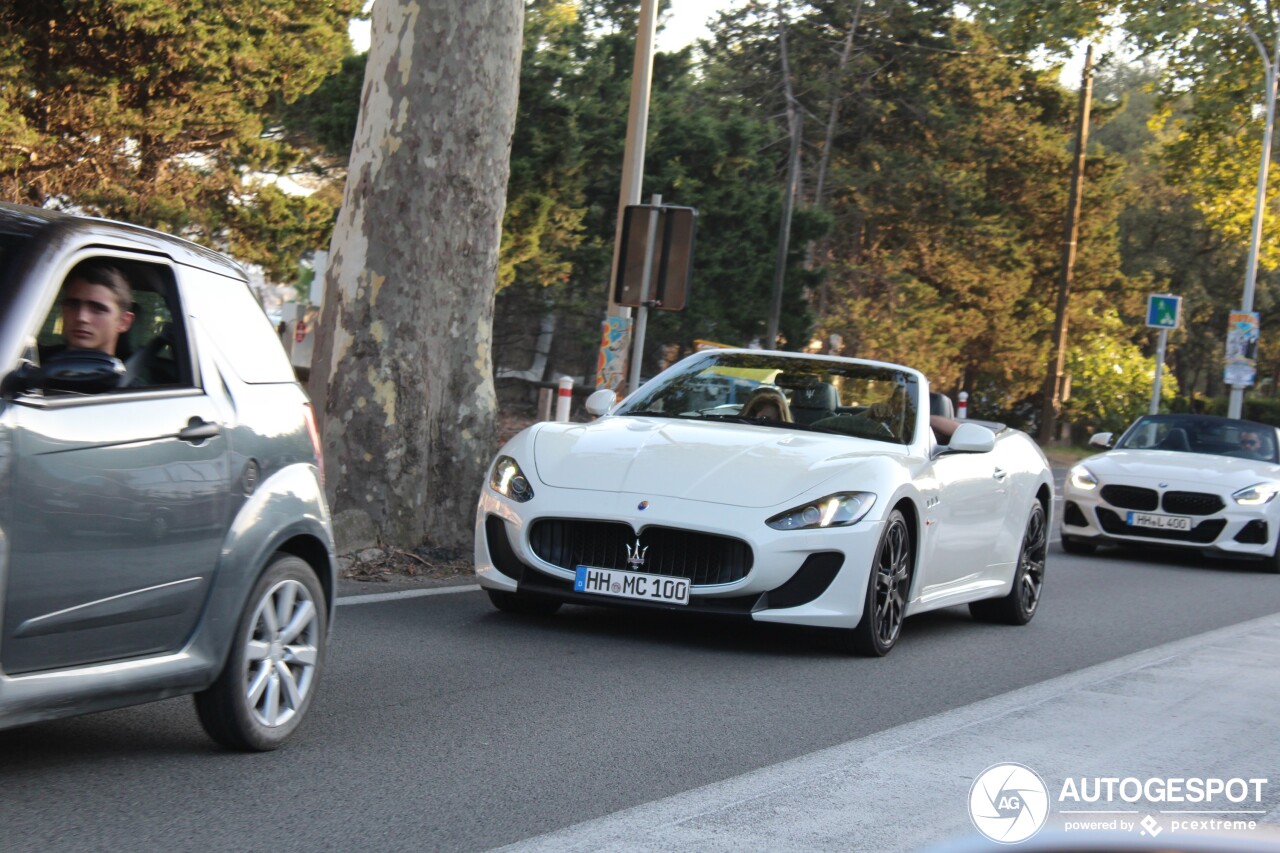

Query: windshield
[
  {"left": 1115, "top": 414, "right": 1280, "bottom": 463},
  {"left": 617, "top": 351, "right": 919, "bottom": 444}
]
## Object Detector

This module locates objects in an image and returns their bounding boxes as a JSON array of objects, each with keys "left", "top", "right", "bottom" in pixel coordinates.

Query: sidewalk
[{"left": 496, "top": 614, "right": 1280, "bottom": 852}]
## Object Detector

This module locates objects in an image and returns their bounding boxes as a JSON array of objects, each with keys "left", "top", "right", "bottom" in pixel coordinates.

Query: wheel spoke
[
  {"left": 276, "top": 660, "right": 303, "bottom": 710},
  {"left": 283, "top": 643, "right": 318, "bottom": 667},
  {"left": 278, "top": 599, "right": 316, "bottom": 645},
  {"left": 246, "top": 661, "right": 271, "bottom": 705},
  {"left": 275, "top": 583, "right": 298, "bottom": 634},
  {"left": 245, "top": 639, "right": 271, "bottom": 662},
  {"left": 262, "top": 674, "right": 281, "bottom": 725},
  {"left": 259, "top": 598, "right": 279, "bottom": 636}
]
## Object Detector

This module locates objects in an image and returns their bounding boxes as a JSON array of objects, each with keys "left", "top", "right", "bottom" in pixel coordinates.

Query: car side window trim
[{"left": 24, "top": 247, "right": 204, "bottom": 399}]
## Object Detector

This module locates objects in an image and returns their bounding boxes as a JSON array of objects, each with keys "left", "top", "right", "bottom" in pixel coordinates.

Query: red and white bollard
[
  {"left": 555, "top": 376, "right": 574, "bottom": 422},
  {"left": 957, "top": 391, "right": 968, "bottom": 420}
]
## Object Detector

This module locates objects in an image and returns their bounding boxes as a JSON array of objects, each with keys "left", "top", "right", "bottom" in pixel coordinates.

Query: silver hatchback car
[{"left": 0, "top": 202, "right": 336, "bottom": 750}]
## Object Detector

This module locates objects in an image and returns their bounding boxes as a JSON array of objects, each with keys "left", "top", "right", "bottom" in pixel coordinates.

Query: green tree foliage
[
  {"left": 1092, "top": 61, "right": 1254, "bottom": 400},
  {"left": 702, "top": 1, "right": 1131, "bottom": 407},
  {"left": 0, "top": 0, "right": 358, "bottom": 279},
  {"left": 977, "top": 1, "right": 1280, "bottom": 397},
  {"left": 1062, "top": 310, "right": 1178, "bottom": 433},
  {"left": 489, "top": 1, "right": 806, "bottom": 381}
]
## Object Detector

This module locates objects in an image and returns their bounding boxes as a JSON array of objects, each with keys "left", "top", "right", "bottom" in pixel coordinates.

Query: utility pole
[
  {"left": 1228, "top": 19, "right": 1280, "bottom": 418},
  {"left": 766, "top": 0, "right": 801, "bottom": 349},
  {"left": 1039, "top": 45, "right": 1094, "bottom": 444},
  {"left": 594, "top": 0, "right": 658, "bottom": 392}
]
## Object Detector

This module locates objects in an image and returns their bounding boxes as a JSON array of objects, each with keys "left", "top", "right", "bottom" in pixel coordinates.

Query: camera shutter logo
[{"left": 969, "top": 763, "right": 1050, "bottom": 844}]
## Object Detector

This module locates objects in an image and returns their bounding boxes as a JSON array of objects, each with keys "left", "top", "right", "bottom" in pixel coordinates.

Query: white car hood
[
  {"left": 530, "top": 416, "right": 896, "bottom": 508},
  {"left": 1085, "top": 449, "right": 1280, "bottom": 491}
]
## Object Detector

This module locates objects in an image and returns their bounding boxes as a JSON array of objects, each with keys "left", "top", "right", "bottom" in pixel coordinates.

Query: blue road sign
[{"left": 1146, "top": 294, "right": 1181, "bottom": 329}]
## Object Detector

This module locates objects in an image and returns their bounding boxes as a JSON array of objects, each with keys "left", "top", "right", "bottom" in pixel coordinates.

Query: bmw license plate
[
  {"left": 574, "top": 566, "right": 690, "bottom": 605},
  {"left": 1125, "top": 511, "right": 1192, "bottom": 531}
]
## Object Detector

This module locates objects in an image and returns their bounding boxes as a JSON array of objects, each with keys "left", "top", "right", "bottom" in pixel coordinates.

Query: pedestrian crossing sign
[{"left": 1146, "top": 294, "right": 1181, "bottom": 329}]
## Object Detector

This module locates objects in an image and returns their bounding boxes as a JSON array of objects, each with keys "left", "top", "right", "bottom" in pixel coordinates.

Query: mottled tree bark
[{"left": 310, "top": 0, "right": 523, "bottom": 551}]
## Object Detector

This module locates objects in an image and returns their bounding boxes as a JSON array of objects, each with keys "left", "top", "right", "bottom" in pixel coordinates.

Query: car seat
[
  {"left": 1158, "top": 427, "right": 1190, "bottom": 451},
  {"left": 789, "top": 381, "right": 840, "bottom": 425}
]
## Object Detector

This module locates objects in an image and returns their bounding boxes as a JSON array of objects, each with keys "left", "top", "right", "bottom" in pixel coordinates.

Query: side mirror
[
  {"left": 1088, "top": 432, "right": 1113, "bottom": 449},
  {"left": 947, "top": 422, "right": 996, "bottom": 454},
  {"left": 585, "top": 388, "right": 617, "bottom": 417}
]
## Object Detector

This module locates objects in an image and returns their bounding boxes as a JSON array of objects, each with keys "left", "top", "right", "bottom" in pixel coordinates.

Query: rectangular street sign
[{"left": 1146, "top": 294, "right": 1181, "bottom": 329}]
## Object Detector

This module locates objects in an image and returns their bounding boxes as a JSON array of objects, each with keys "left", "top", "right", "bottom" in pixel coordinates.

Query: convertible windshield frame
[
  {"left": 616, "top": 351, "right": 921, "bottom": 445},
  {"left": 1115, "top": 414, "right": 1280, "bottom": 463}
]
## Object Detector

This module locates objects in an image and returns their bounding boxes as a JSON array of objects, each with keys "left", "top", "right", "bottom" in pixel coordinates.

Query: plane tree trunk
[{"left": 310, "top": 0, "right": 524, "bottom": 551}]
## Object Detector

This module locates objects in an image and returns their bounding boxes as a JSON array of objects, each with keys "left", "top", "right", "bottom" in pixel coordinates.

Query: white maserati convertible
[
  {"left": 1061, "top": 413, "right": 1280, "bottom": 571},
  {"left": 474, "top": 349, "right": 1054, "bottom": 655}
]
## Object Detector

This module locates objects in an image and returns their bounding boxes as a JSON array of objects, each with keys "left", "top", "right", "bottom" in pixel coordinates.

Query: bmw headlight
[
  {"left": 766, "top": 492, "right": 876, "bottom": 530},
  {"left": 1233, "top": 483, "right": 1280, "bottom": 506},
  {"left": 1068, "top": 465, "right": 1098, "bottom": 491},
  {"left": 490, "top": 455, "right": 534, "bottom": 502}
]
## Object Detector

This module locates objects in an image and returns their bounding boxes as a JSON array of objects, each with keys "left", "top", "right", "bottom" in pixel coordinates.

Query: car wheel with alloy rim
[
  {"left": 845, "top": 508, "right": 912, "bottom": 656},
  {"left": 971, "top": 502, "right": 1047, "bottom": 625},
  {"left": 194, "top": 554, "right": 327, "bottom": 751}
]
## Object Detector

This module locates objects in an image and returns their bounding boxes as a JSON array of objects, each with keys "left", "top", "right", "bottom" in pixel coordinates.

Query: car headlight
[
  {"left": 1233, "top": 483, "right": 1280, "bottom": 506},
  {"left": 1068, "top": 465, "right": 1098, "bottom": 491},
  {"left": 489, "top": 456, "right": 534, "bottom": 502},
  {"left": 766, "top": 492, "right": 876, "bottom": 530}
]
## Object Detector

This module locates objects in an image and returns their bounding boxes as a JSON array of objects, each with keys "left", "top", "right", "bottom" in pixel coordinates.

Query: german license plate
[
  {"left": 1126, "top": 511, "right": 1192, "bottom": 531},
  {"left": 574, "top": 566, "right": 690, "bottom": 605}
]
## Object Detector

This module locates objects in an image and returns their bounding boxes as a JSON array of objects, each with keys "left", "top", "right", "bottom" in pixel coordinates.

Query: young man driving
[{"left": 60, "top": 262, "right": 134, "bottom": 356}]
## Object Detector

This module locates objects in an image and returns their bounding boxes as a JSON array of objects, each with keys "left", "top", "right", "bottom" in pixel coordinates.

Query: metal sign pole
[
  {"left": 627, "top": 194, "right": 662, "bottom": 394},
  {"left": 1150, "top": 327, "right": 1168, "bottom": 415}
]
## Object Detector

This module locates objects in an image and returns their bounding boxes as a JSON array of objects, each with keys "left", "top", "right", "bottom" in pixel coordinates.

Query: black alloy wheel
[
  {"left": 847, "top": 508, "right": 912, "bottom": 656},
  {"left": 971, "top": 501, "right": 1047, "bottom": 625}
]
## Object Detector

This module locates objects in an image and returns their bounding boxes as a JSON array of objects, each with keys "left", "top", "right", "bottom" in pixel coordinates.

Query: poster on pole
[
  {"left": 1224, "top": 311, "right": 1260, "bottom": 387},
  {"left": 595, "top": 314, "right": 632, "bottom": 391}
]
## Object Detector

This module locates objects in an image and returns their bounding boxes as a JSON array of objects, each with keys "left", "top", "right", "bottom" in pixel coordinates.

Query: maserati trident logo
[{"left": 626, "top": 538, "right": 648, "bottom": 569}]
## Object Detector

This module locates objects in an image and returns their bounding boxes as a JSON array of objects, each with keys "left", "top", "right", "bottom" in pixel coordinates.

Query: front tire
[
  {"left": 845, "top": 509, "right": 912, "bottom": 656},
  {"left": 971, "top": 502, "right": 1047, "bottom": 625},
  {"left": 486, "top": 588, "right": 562, "bottom": 616},
  {"left": 194, "top": 554, "right": 327, "bottom": 751}
]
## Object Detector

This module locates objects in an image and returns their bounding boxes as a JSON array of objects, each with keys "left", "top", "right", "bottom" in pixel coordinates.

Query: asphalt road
[{"left": 4, "top": 540, "right": 1280, "bottom": 853}]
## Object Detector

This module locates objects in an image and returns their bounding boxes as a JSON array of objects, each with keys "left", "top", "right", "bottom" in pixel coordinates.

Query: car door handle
[
  {"left": 993, "top": 467, "right": 1007, "bottom": 481},
  {"left": 178, "top": 417, "right": 221, "bottom": 444}
]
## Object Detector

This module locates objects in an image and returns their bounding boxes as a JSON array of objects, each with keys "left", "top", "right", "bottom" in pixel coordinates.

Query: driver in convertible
[{"left": 1238, "top": 429, "right": 1270, "bottom": 460}]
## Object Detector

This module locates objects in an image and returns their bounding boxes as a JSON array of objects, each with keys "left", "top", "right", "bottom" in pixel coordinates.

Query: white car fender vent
[
  {"left": 1235, "top": 520, "right": 1269, "bottom": 545},
  {"left": 1062, "top": 501, "right": 1089, "bottom": 527},
  {"left": 484, "top": 515, "right": 526, "bottom": 581},
  {"left": 763, "top": 552, "right": 844, "bottom": 609}
]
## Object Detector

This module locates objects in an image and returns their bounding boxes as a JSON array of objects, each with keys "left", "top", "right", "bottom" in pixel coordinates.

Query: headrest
[{"left": 929, "top": 392, "right": 955, "bottom": 419}]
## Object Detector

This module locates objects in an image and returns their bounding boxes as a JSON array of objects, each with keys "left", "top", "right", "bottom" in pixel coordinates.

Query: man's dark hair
[{"left": 66, "top": 261, "right": 132, "bottom": 313}]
